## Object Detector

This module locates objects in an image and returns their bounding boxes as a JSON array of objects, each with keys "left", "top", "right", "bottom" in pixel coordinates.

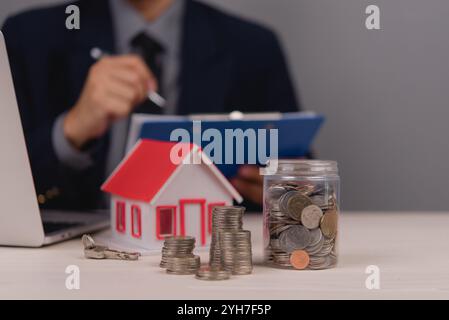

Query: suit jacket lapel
[{"left": 177, "top": 0, "right": 232, "bottom": 115}]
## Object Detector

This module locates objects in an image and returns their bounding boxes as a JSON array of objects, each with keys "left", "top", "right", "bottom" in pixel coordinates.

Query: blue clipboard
[{"left": 136, "top": 112, "right": 324, "bottom": 178}]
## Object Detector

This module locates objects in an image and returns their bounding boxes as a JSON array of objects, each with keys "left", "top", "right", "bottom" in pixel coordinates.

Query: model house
[{"left": 101, "top": 139, "right": 243, "bottom": 251}]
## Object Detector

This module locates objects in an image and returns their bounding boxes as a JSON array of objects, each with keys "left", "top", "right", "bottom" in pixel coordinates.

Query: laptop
[{"left": 0, "top": 31, "right": 109, "bottom": 247}]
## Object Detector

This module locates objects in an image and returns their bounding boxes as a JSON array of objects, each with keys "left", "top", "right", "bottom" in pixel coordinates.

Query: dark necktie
[{"left": 131, "top": 32, "right": 165, "bottom": 114}]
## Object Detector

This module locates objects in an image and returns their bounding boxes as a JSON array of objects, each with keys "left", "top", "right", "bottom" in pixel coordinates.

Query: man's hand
[
  {"left": 63, "top": 55, "right": 157, "bottom": 149},
  {"left": 231, "top": 165, "right": 263, "bottom": 205}
]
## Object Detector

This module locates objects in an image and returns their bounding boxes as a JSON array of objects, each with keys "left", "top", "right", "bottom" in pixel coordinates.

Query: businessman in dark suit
[{"left": 2, "top": 0, "right": 299, "bottom": 210}]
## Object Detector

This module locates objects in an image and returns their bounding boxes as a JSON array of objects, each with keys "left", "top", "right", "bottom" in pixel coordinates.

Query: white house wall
[
  {"left": 110, "top": 195, "right": 152, "bottom": 250},
  {"left": 154, "top": 163, "right": 234, "bottom": 248}
]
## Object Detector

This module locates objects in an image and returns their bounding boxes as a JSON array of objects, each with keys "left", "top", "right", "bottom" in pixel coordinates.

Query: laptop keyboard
[{"left": 43, "top": 221, "right": 82, "bottom": 234}]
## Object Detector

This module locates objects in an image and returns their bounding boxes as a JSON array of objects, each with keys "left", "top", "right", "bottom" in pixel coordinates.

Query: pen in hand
[{"left": 90, "top": 47, "right": 166, "bottom": 108}]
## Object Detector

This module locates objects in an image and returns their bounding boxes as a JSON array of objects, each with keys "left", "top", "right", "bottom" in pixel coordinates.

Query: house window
[
  {"left": 156, "top": 206, "right": 176, "bottom": 240},
  {"left": 131, "top": 205, "right": 142, "bottom": 239},
  {"left": 207, "top": 202, "right": 226, "bottom": 234},
  {"left": 116, "top": 201, "right": 126, "bottom": 233}
]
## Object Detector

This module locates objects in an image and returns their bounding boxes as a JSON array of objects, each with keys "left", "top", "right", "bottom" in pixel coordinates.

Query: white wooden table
[{"left": 1, "top": 212, "right": 449, "bottom": 299}]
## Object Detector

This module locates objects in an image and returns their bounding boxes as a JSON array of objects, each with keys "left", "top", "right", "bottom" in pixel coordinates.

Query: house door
[{"left": 179, "top": 199, "right": 206, "bottom": 246}]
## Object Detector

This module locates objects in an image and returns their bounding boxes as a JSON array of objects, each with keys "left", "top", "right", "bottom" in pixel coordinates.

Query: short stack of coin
[
  {"left": 160, "top": 236, "right": 201, "bottom": 274},
  {"left": 219, "top": 230, "right": 252, "bottom": 275},
  {"left": 209, "top": 206, "right": 245, "bottom": 268},
  {"left": 195, "top": 266, "right": 231, "bottom": 281},
  {"left": 165, "top": 255, "right": 201, "bottom": 275},
  {"left": 265, "top": 182, "right": 338, "bottom": 270}
]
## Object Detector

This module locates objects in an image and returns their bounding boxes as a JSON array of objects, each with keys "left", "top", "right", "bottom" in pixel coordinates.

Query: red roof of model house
[{"left": 101, "top": 139, "right": 243, "bottom": 204}]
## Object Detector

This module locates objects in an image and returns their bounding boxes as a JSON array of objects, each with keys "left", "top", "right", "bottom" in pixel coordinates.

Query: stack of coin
[
  {"left": 264, "top": 182, "right": 338, "bottom": 270},
  {"left": 160, "top": 236, "right": 200, "bottom": 274},
  {"left": 209, "top": 206, "right": 245, "bottom": 268},
  {"left": 160, "top": 206, "right": 253, "bottom": 280},
  {"left": 165, "top": 255, "right": 201, "bottom": 275},
  {"left": 219, "top": 230, "right": 252, "bottom": 275},
  {"left": 195, "top": 266, "right": 231, "bottom": 281},
  {"left": 160, "top": 236, "right": 196, "bottom": 268}
]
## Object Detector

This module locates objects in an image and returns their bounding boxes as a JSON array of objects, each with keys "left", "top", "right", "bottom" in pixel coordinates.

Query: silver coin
[
  {"left": 296, "top": 184, "right": 316, "bottom": 196},
  {"left": 301, "top": 205, "right": 323, "bottom": 229},
  {"left": 308, "top": 255, "right": 330, "bottom": 270},
  {"left": 266, "top": 185, "right": 288, "bottom": 210},
  {"left": 269, "top": 223, "right": 292, "bottom": 236},
  {"left": 308, "top": 254, "right": 337, "bottom": 270},
  {"left": 309, "top": 184, "right": 326, "bottom": 196},
  {"left": 279, "top": 225, "right": 311, "bottom": 253},
  {"left": 270, "top": 249, "right": 292, "bottom": 268},
  {"left": 304, "top": 233, "right": 324, "bottom": 255},
  {"left": 278, "top": 191, "right": 297, "bottom": 214},
  {"left": 313, "top": 238, "right": 334, "bottom": 257},
  {"left": 308, "top": 228, "right": 323, "bottom": 246},
  {"left": 269, "top": 210, "right": 289, "bottom": 220},
  {"left": 309, "top": 194, "right": 328, "bottom": 208},
  {"left": 269, "top": 238, "right": 282, "bottom": 250}
]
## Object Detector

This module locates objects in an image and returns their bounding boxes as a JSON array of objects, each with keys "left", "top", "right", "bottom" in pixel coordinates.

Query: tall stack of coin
[
  {"left": 264, "top": 182, "right": 338, "bottom": 270},
  {"left": 160, "top": 236, "right": 201, "bottom": 274},
  {"left": 209, "top": 206, "right": 245, "bottom": 268},
  {"left": 219, "top": 230, "right": 252, "bottom": 275}
]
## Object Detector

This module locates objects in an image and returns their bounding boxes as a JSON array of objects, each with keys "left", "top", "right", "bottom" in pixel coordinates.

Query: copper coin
[
  {"left": 290, "top": 250, "right": 310, "bottom": 270},
  {"left": 320, "top": 210, "right": 338, "bottom": 239}
]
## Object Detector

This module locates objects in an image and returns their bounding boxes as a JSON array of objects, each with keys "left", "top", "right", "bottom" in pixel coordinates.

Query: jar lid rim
[{"left": 259, "top": 159, "right": 339, "bottom": 175}]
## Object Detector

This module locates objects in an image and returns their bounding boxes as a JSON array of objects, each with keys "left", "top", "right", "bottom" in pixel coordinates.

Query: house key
[{"left": 82, "top": 234, "right": 140, "bottom": 261}]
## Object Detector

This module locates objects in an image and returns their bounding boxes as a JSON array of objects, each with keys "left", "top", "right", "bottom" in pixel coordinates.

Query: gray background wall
[{"left": 1, "top": 0, "right": 449, "bottom": 211}]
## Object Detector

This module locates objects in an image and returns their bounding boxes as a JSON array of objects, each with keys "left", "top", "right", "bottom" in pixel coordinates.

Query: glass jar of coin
[{"left": 260, "top": 160, "right": 339, "bottom": 270}]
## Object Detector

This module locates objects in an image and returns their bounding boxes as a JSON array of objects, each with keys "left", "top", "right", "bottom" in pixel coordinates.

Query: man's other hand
[{"left": 231, "top": 165, "right": 263, "bottom": 205}]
